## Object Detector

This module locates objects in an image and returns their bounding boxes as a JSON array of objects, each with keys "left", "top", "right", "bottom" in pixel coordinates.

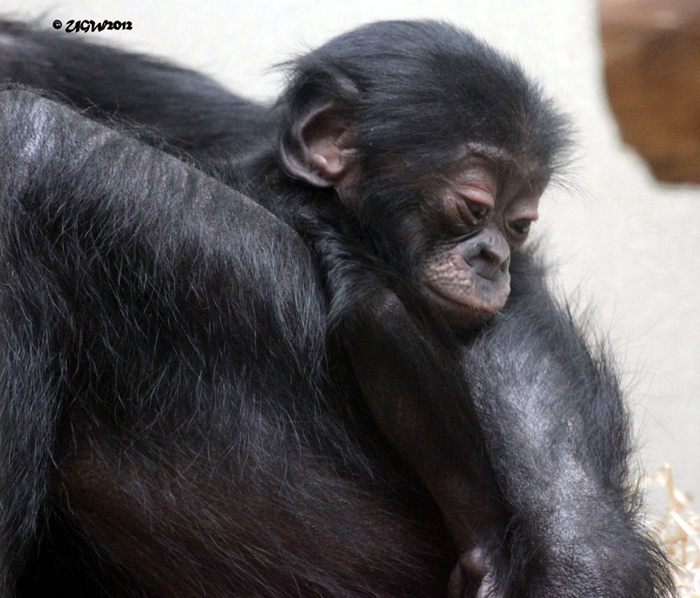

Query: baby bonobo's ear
[{"left": 280, "top": 101, "right": 357, "bottom": 188}]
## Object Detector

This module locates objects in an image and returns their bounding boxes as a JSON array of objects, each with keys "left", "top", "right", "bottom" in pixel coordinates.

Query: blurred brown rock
[{"left": 601, "top": 0, "right": 700, "bottom": 184}]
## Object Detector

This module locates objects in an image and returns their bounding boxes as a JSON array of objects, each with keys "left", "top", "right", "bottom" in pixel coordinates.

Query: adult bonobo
[{"left": 0, "top": 18, "right": 671, "bottom": 598}]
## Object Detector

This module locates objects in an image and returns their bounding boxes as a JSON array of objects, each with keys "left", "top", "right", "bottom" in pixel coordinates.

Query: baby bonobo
[{"left": 0, "top": 18, "right": 671, "bottom": 598}]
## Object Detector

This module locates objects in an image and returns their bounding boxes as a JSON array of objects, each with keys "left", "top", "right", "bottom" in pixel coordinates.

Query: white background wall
[{"left": 4, "top": 0, "right": 699, "bottom": 500}]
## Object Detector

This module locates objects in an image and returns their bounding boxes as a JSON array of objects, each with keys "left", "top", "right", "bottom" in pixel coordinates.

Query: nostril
[
  {"left": 466, "top": 255, "right": 505, "bottom": 281},
  {"left": 465, "top": 243, "right": 509, "bottom": 280},
  {"left": 483, "top": 247, "right": 503, "bottom": 266}
]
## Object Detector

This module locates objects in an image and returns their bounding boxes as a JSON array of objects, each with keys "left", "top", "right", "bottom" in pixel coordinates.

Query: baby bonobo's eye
[
  {"left": 465, "top": 199, "right": 490, "bottom": 223},
  {"left": 508, "top": 218, "right": 533, "bottom": 241}
]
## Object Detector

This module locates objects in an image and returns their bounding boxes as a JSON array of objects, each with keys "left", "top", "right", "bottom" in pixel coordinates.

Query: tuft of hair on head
[{"left": 279, "top": 20, "right": 572, "bottom": 178}]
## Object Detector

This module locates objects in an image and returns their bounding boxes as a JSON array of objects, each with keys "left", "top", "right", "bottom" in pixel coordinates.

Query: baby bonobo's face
[{"left": 418, "top": 151, "right": 545, "bottom": 329}]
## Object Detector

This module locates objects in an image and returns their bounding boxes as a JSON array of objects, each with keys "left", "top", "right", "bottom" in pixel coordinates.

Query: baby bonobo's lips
[{"left": 423, "top": 273, "right": 510, "bottom": 328}]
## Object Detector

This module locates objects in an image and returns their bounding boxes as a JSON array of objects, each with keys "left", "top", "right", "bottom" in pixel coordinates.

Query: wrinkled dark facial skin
[{"left": 418, "top": 153, "right": 544, "bottom": 328}]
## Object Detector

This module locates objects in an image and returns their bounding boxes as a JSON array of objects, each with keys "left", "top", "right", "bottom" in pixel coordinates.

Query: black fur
[
  {"left": 0, "top": 19, "right": 673, "bottom": 598},
  {"left": 462, "top": 254, "right": 672, "bottom": 595}
]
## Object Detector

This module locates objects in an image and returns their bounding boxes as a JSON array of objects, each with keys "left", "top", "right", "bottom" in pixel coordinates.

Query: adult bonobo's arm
[
  {"left": 0, "top": 20, "right": 273, "bottom": 162},
  {"left": 457, "top": 251, "right": 674, "bottom": 597}
]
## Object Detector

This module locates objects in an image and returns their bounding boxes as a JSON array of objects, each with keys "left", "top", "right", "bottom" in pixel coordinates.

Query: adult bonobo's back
[{"left": 0, "top": 18, "right": 672, "bottom": 598}]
